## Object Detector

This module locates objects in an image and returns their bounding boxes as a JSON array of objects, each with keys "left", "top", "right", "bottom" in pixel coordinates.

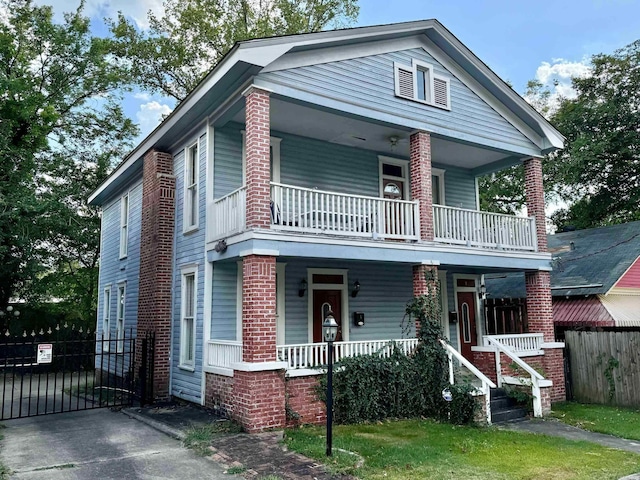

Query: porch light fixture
[
  {"left": 298, "top": 278, "right": 308, "bottom": 297},
  {"left": 479, "top": 283, "right": 487, "bottom": 300},
  {"left": 323, "top": 310, "right": 339, "bottom": 457},
  {"left": 351, "top": 280, "right": 360, "bottom": 298}
]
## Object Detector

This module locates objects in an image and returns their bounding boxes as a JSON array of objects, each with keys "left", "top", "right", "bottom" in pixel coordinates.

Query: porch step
[{"left": 490, "top": 388, "right": 528, "bottom": 424}]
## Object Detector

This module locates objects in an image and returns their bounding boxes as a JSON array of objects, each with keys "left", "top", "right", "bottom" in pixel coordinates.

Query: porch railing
[
  {"left": 205, "top": 340, "right": 242, "bottom": 371},
  {"left": 482, "top": 334, "right": 544, "bottom": 356},
  {"left": 433, "top": 205, "right": 537, "bottom": 252},
  {"left": 208, "top": 187, "right": 246, "bottom": 241},
  {"left": 270, "top": 183, "right": 420, "bottom": 241},
  {"left": 276, "top": 338, "right": 419, "bottom": 370}
]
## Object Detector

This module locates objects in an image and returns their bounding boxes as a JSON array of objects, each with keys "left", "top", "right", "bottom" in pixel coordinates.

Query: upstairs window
[
  {"left": 184, "top": 142, "right": 199, "bottom": 232},
  {"left": 119, "top": 194, "right": 129, "bottom": 259},
  {"left": 394, "top": 60, "right": 451, "bottom": 110}
]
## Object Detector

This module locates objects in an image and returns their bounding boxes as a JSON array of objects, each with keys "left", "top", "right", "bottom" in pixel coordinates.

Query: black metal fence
[{"left": 0, "top": 328, "right": 154, "bottom": 420}]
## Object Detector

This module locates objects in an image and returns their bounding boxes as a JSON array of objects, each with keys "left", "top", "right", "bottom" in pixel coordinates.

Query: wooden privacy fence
[{"left": 565, "top": 331, "right": 640, "bottom": 407}]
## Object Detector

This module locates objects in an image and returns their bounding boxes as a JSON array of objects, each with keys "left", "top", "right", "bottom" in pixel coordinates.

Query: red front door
[
  {"left": 457, "top": 291, "right": 478, "bottom": 360},
  {"left": 313, "top": 289, "right": 343, "bottom": 343}
]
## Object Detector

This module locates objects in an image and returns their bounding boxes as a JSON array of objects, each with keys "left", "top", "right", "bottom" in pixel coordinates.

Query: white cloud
[
  {"left": 34, "top": 0, "right": 164, "bottom": 29},
  {"left": 136, "top": 101, "right": 173, "bottom": 138},
  {"left": 133, "top": 92, "right": 151, "bottom": 101}
]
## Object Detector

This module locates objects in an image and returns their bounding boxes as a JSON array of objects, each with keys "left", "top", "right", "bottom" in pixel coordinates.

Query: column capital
[{"left": 242, "top": 85, "right": 273, "bottom": 97}]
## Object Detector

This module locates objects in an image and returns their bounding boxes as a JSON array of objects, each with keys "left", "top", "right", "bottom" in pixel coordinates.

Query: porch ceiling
[{"left": 231, "top": 98, "right": 512, "bottom": 169}]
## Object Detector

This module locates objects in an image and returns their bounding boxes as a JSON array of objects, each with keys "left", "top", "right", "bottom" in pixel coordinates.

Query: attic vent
[{"left": 393, "top": 60, "right": 451, "bottom": 110}]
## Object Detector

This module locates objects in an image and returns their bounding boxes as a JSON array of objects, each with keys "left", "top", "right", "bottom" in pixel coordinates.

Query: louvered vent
[
  {"left": 396, "top": 67, "right": 414, "bottom": 98},
  {"left": 433, "top": 77, "right": 449, "bottom": 108}
]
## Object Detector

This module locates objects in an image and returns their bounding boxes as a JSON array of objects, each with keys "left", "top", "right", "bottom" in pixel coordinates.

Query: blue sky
[{"left": 36, "top": 0, "right": 640, "bottom": 142}]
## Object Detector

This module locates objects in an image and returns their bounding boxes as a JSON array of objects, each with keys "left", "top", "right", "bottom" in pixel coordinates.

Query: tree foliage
[
  {"left": 0, "top": 0, "right": 135, "bottom": 317},
  {"left": 108, "top": 0, "right": 360, "bottom": 101}
]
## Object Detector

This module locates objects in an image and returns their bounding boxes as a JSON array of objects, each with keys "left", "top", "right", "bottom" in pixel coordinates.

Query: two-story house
[{"left": 89, "top": 19, "right": 566, "bottom": 432}]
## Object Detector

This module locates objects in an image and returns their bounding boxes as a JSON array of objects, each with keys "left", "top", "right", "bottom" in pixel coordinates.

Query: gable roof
[
  {"left": 88, "top": 19, "right": 564, "bottom": 206},
  {"left": 485, "top": 221, "right": 640, "bottom": 299}
]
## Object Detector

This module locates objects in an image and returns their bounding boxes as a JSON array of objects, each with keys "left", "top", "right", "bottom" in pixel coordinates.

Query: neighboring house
[
  {"left": 89, "top": 20, "right": 567, "bottom": 431},
  {"left": 485, "top": 221, "right": 640, "bottom": 339}
]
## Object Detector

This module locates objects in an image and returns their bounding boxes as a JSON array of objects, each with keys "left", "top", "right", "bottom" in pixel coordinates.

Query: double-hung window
[
  {"left": 184, "top": 142, "right": 199, "bottom": 232},
  {"left": 116, "top": 283, "right": 126, "bottom": 354},
  {"left": 119, "top": 194, "right": 129, "bottom": 258},
  {"left": 102, "top": 286, "right": 111, "bottom": 351},
  {"left": 180, "top": 266, "right": 197, "bottom": 369}
]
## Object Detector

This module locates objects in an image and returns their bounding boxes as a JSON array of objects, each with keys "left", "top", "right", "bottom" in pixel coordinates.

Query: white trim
[
  {"left": 183, "top": 140, "right": 200, "bottom": 233},
  {"left": 236, "top": 261, "right": 243, "bottom": 342},
  {"left": 241, "top": 131, "right": 282, "bottom": 186},
  {"left": 438, "top": 270, "right": 449, "bottom": 340},
  {"left": 119, "top": 193, "right": 129, "bottom": 259},
  {"left": 453, "top": 274, "right": 482, "bottom": 352},
  {"left": 116, "top": 282, "right": 126, "bottom": 354},
  {"left": 102, "top": 284, "right": 112, "bottom": 351},
  {"left": 276, "top": 263, "right": 286, "bottom": 345},
  {"left": 231, "top": 361, "right": 288, "bottom": 371},
  {"left": 432, "top": 167, "right": 446, "bottom": 205},
  {"left": 541, "top": 342, "right": 565, "bottom": 349},
  {"left": 307, "top": 268, "right": 350, "bottom": 343},
  {"left": 239, "top": 248, "right": 280, "bottom": 257},
  {"left": 201, "top": 122, "right": 213, "bottom": 405},
  {"left": 378, "top": 156, "right": 409, "bottom": 200},
  {"left": 180, "top": 265, "right": 198, "bottom": 368},
  {"left": 474, "top": 177, "right": 480, "bottom": 210}
]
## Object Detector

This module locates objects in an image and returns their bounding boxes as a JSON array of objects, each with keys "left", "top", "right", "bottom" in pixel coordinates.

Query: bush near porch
[{"left": 551, "top": 402, "right": 640, "bottom": 441}]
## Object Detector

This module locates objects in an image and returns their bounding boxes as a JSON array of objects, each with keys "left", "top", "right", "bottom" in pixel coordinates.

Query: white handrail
[
  {"left": 433, "top": 204, "right": 537, "bottom": 251},
  {"left": 483, "top": 334, "right": 543, "bottom": 355},
  {"left": 485, "top": 336, "right": 544, "bottom": 417}
]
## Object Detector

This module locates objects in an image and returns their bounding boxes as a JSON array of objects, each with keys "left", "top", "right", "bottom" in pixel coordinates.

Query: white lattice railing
[
  {"left": 270, "top": 183, "right": 420, "bottom": 241},
  {"left": 206, "top": 340, "right": 242, "bottom": 370},
  {"left": 208, "top": 187, "right": 246, "bottom": 241},
  {"left": 276, "top": 338, "right": 419, "bottom": 370},
  {"left": 433, "top": 205, "right": 537, "bottom": 252},
  {"left": 482, "top": 334, "right": 544, "bottom": 355}
]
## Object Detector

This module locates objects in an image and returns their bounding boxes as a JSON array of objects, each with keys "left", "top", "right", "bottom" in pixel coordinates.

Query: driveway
[{"left": 0, "top": 409, "right": 228, "bottom": 479}]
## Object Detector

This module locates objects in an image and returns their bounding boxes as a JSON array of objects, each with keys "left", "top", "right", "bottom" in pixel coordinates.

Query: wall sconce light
[
  {"left": 479, "top": 283, "right": 487, "bottom": 300},
  {"left": 351, "top": 280, "right": 360, "bottom": 298},
  {"left": 298, "top": 278, "right": 308, "bottom": 297}
]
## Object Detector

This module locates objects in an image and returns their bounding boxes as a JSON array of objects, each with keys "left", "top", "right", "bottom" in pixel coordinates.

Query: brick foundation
[
  {"left": 540, "top": 386, "right": 552, "bottom": 415},
  {"left": 472, "top": 351, "right": 498, "bottom": 384},
  {"left": 542, "top": 348, "right": 566, "bottom": 402},
  {"left": 136, "top": 149, "right": 175, "bottom": 402},
  {"left": 285, "top": 376, "right": 326, "bottom": 427},
  {"left": 205, "top": 373, "right": 235, "bottom": 417},
  {"left": 410, "top": 131, "right": 433, "bottom": 241},
  {"left": 233, "top": 370, "right": 286, "bottom": 433}
]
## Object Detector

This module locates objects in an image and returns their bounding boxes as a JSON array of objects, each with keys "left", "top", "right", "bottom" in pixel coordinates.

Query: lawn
[
  {"left": 552, "top": 402, "right": 640, "bottom": 441},
  {"left": 285, "top": 419, "right": 640, "bottom": 480}
]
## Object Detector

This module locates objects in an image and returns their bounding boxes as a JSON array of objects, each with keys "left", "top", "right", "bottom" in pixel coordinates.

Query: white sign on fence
[{"left": 37, "top": 344, "right": 53, "bottom": 364}]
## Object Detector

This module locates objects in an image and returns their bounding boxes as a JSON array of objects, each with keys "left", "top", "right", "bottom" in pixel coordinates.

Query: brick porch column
[
  {"left": 524, "top": 157, "right": 547, "bottom": 252},
  {"left": 233, "top": 254, "right": 285, "bottom": 432},
  {"left": 410, "top": 131, "right": 433, "bottom": 241},
  {"left": 412, "top": 263, "right": 439, "bottom": 335},
  {"left": 244, "top": 86, "right": 271, "bottom": 230},
  {"left": 137, "top": 148, "right": 175, "bottom": 402}
]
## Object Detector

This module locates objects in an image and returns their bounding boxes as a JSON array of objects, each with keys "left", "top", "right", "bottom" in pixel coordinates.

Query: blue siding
[
  {"left": 96, "top": 180, "right": 142, "bottom": 373},
  {"left": 258, "top": 48, "right": 539, "bottom": 156},
  {"left": 171, "top": 131, "right": 207, "bottom": 403},
  {"left": 214, "top": 123, "right": 476, "bottom": 208},
  {"left": 211, "top": 262, "right": 238, "bottom": 340}
]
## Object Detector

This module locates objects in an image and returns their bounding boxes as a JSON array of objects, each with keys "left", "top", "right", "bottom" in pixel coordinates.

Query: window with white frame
[
  {"left": 394, "top": 60, "right": 451, "bottom": 110},
  {"left": 432, "top": 168, "right": 446, "bottom": 205},
  {"left": 116, "top": 283, "right": 126, "bottom": 353},
  {"left": 180, "top": 267, "right": 197, "bottom": 368},
  {"left": 119, "top": 194, "right": 129, "bottom": 258},
  {"left": 184, "top": 142, "right": 199, "bottom": 232},
  {"left": 102, "top": 286, "right": 111, "bottom": 351}
]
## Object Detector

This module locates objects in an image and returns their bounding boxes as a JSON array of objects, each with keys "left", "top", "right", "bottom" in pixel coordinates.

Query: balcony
[{"left": 208, "top": 182, "right": 538, "bottom": 252}]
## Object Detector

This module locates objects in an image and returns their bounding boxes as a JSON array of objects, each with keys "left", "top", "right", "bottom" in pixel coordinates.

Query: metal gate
[{"left": 1, "top": 328, "right": 154, "bottom": 420}]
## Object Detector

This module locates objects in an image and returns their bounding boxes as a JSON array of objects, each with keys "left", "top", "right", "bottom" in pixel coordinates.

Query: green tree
[
  {"left": 108, "top": 0, "right": 360, "bottom": 102},
  {"left": 0, "top": 0, "right": 134, "bottom": 313}
]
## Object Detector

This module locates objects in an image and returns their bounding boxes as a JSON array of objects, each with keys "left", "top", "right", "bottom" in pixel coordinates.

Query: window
[
  {"left": 394, "top": 60, "right": 451, "bottom": 110},
  {"left": 432, "top": 168, "right": 446, "bottom": 205},
  {"left": 378, "top": 156, "right": 408, "bottom": 200},
  {"left": 180, "top": 267, "right": 197, "bottom": 368},
  {"left": 102, "top": 286, "right": 111, "bottom": 351},
  {"left": 184, "top": 142, "right": 199, "bottom": 232},
  {"left": 119, "top": 194, "right": 129, "bottom": 258},
  {"left": 116, "top": 283, "right": 126, "bottom": 353}
]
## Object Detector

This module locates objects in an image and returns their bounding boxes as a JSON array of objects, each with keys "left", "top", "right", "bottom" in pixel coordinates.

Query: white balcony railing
[
  {"left": 433, "top": 205, "right": 537, "bottom": 252},
  {"left": 270, "top": 183, "right": 420, "bottom": 241},
  {"left": 205, "top": 340, "right": 242, "bottom": 371},
  {"left": 482, "top": 334, "right": 544, "bottom": 356},
  {"left": 277, "top": 338, "right": 419, "bottom": 370},
  {"left": 209, "top": 187, "right": 246, "bottom": 241}
]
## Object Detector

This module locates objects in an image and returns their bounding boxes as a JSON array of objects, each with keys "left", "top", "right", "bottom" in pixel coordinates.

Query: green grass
[
  {"left": 285, "top": 419, "right": 640, "bottom": 480},
  {"left": 551, "top": 402, "right": 640, "bottom": 441},
  {"left": 183, "top": 420, "right": 243, "bottom": 456}
]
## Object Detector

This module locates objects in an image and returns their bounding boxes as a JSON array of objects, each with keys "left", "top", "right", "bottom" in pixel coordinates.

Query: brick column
[
  {"left": 524, "top": 157, "right": 547, "bottom": 252},
  {"left": 244, "top": 87, "right": 271, "bottom": 230},
  {"left": 410, "top": 131, "right": 434, "bottom": 241},
  {"left": 137, "top": 149, "right": 175, "bottom": 402},
  {"left": 233, "top": 254, "right": 285, "bottom": 432},
  {"left": 412, "top": 264, "right": 439, "bottom": 334}
]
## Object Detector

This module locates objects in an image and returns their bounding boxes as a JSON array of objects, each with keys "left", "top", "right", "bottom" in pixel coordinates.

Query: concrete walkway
[
  {"left": 0, "top": 409, "right": 229, "bottom": 479},
  {"left": 499, "top": 418, "right": 640, "bottom": 454}
]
